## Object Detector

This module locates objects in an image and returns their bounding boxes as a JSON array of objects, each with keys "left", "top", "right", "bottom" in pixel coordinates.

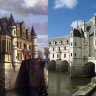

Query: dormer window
[{"left": 49, "top": 42, "right": 51, "bottom": 45}]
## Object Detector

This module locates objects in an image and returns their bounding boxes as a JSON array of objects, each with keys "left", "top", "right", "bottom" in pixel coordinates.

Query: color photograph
[{"left": 48, "top": 0, "right": 96, "bottom": 96}]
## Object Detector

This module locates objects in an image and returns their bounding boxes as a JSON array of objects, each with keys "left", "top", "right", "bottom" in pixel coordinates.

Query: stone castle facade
[
  {"left": 0, "top": 14, "right": 38, "bottom": 89},
  {"left": 49, "top": 16, "right": 96, "bottom": 73}
]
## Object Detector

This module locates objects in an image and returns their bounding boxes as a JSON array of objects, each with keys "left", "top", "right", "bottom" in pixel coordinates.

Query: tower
[
  {"left": 31, "top": 26, "right": 38, "bottom": 59},
  {"left": 10, "top": 14, "right": 17, "bottom": 70},
  {"left": 69, "top": 28, "right": 82, "bottom": 66}
]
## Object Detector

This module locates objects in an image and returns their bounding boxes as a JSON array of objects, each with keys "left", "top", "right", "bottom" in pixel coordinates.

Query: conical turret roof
[
  {"left": 9, "top": 14, "right": 15, "bottom": 25},
  {"left": 31, "top": 26, "right": 37, "bottom": 36}
]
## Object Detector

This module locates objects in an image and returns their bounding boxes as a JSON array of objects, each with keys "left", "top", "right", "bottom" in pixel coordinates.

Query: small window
[
  {"left": 64, "top": 54, "right": 66, "bottom": 58},
  {"left": 53, "top": 47, "right": 54, "bottom": 51},
  {"left": 17, "top": 41, "right": 18, "bottom": 48},
  {"left": 71, "top": 42, "right": 72, "bottom": 46},
  {"left": 75, "top": 42, "right": 76, "bottom": 46},
  {"left": 59, "top": 47, "right": 60, "bottom": 51},
  {"left": 71, "top": 53, "right": 72, "bottom": 56},
  {"left": 57, "top": 54, "right": 59, "bottom": 58},
  {"left": 64, "top": 46, "right": 66, "bottom": 50},
  {"left": 75, "top": 53, "right": 76, "bottom": 56},
  {"left": 53, "top": 54, "right": 54, "bottom": 58}
]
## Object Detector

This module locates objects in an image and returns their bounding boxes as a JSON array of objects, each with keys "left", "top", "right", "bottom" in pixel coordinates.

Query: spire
[
  {"left": 9, "top": 14, "right": 15, "bottom": 25},
  {"left": 31, "top": 26, "right": 37, "bottom": 37}
]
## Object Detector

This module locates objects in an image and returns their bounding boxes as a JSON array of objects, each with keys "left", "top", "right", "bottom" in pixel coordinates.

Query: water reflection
[
  {"left": 49, "top": 71, "right": 92, "bottom": 96},
  {"left": 0, "top": 88, "right": 38, "bottom": 96},
  {"left": 0, "top": 86, "right": 48, "bottom": 96}
]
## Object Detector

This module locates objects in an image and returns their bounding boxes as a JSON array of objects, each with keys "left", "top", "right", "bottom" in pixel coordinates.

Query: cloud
[
  {"left": 32, "top": 22, "right": 48, "bottom": 35},
  {"left": 0, "top": 0, "right": 48, "bottom": 17},
  {"left": 70, "top": 20, "right": 83, "bottom": 28},
  {"left": 94, "top": 13, "right": 96, "bottom": 16},
  {"left": 53, "top": 0, "right": 78, "bottom": 9}
]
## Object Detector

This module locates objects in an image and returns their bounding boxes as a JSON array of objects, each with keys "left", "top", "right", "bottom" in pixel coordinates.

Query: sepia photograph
[{"left": 0, "top": 0, "right": 48, "bottom": 96}]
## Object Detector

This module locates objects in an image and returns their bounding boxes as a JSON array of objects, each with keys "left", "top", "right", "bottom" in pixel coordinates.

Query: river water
[
  {"left": 48, "top": 71, "right": 96, "bottom": 96},
  {"left": 0, "top": 71, "right": 96, "bottom": 96}
]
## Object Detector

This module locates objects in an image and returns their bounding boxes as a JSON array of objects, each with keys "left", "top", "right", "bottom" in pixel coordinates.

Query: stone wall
[
  {"left": 0, "top": 62, "right": 21, "bottom": 90},
  {"left": 70, "top": 63, "right": 95, "bottom": 78},
  {"left": 5, "top": 63, "right": 20, "bottom": 90}
]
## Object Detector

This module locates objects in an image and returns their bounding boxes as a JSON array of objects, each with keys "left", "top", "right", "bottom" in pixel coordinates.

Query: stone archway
[
  {"left": 60, "top": 60, "right": 69, "bottom": 72},
  {"left": 83, "top": 62, "right": 95, "bottom": 77},
  {"left": 56, "top": 60, "right": 69, "bottom": 72},
  {"left": 48, "top": 60, "right": 56, "bottom": 70}
]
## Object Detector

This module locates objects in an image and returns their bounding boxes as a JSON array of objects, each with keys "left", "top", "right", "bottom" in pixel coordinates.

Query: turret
[
  {"left": 31, "top": 26, "right": 38, "bottom": 59},
  {"left": 10, "top": 14, "right": 17, "bottom": 70}
]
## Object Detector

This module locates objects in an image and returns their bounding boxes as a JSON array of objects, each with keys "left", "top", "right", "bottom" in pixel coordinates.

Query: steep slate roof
[
  {"left": 73, "top": 29, "right": 81, "bottom": 37},
  {"left": 0, "top": 17, "right": 11, "bottom": 35},
  {"left": 31, "top": 26, "right": 37, "bottom": 37},
  {"left": 89, "top": 32, "right": 94, "bottom": 36},
  {"left": 9, "top": 14, "right": 15, "bottom": 26},
  {"left": 86, "top": 26, "right": 91, "bottom": 31}
]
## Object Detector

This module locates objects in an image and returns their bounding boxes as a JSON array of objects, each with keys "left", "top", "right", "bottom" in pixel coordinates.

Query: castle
[
  {"left": 0, "top": 14, "right": 38, "bottom": 89},
  {"left": 49, "top": 16, "right": 96, "bottom": 74}
]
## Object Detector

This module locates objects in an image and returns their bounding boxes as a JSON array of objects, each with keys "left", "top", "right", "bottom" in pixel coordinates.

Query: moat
[{"left": 48, "top": 71, "right": 96, "bottom": 96}]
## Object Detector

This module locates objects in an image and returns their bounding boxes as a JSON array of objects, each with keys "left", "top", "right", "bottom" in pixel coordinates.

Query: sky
[
  {"left": 0, "top": 0, "right": 48, "bottom": 50},
  {"left": 49, "top": 0, "right": 96, "bottom": 38}
]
